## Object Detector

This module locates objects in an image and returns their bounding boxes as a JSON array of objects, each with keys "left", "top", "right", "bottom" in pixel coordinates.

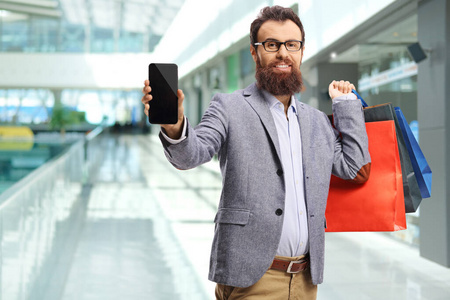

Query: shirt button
[
  {"left": 299, "top": 210, "right": 303, "bottom": 215},
  {"left": 275, "top": 209, "right": 283, "bottom": 216},
  {"left": 277, "top": 169, "right": 283, "bottom": 176}
]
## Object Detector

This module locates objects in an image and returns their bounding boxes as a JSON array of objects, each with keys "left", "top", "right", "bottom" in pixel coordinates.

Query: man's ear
[{"left": 250, "top": 45, "right": 258, "bottom": 63}]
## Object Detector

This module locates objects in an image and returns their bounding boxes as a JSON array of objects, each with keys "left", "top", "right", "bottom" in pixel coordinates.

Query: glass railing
[
  {"left": 0, "top": 138, "right": 75, "bottom": 195},
  {"left": 0, "top": 127, "right": 103, "bottom": 300}
]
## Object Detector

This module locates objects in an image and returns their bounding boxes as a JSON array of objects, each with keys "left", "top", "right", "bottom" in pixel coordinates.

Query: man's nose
[{"left": 276, "top": 45, "right": 289, "bottom": 59}]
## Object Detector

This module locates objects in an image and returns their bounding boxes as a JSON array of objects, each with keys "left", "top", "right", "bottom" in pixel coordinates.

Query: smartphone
[{"left": 148, "top": 63, "right": 178, "bottom": 124}]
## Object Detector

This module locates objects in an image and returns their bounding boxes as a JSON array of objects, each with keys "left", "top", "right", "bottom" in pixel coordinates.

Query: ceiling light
[
  {"left": 0, "top": 9, "right": 11, "bottom": 17},
  {"left": 330, "top": 52, "right": 337, "bottom": 59}
]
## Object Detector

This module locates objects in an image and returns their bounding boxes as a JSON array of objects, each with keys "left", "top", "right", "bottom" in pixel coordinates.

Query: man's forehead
[{"left": 257, "top": 20, "right": 302, "bottom": 41}]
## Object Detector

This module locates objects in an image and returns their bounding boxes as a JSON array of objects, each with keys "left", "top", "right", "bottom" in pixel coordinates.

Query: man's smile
[{"left": 273, "top": 64, "right": 292, "bottom": 72}]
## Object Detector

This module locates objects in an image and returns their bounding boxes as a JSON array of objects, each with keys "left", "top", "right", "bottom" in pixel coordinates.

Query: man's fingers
[
  {"left": 333, "top": 80, "right": 354, "bottom": 94},
  {"left": 142, "top": 79, "right": 151, "bottom": 95},
  {"left": 142, "top": 85, "right": 151, "bottom": 95},
  {"left": 141, "top": 94, "right": 152, "bottom": 105},
  {"left": 142, "top": 79, "right": 152, "bottom": 117},
  {"left": 328, "top": 81, "right": 335, "bottom": 92},
  {"left": 341, "top": 80, "right": 350, "bottom": 93},
  {"left": 344, "top": 81, "right": 350, "bottom": 94},
  {"left": 338, "top": 80, "right": 345, "bottom": 92},
  {"left": 141, "top": 78, "right": 152, "bottom": 105},
  {"left": 328, "top": 80, "right": 356, "bottom": 99}
]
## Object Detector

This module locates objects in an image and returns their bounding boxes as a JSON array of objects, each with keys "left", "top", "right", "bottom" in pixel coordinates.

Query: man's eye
[{"left": 267, "top": 42, "right": 279, "bottom": 48}]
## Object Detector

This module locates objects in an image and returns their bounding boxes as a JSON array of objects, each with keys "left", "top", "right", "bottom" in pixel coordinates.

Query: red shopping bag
[{"left": 325, "top": 120, "right": 407, "bottom": 232}]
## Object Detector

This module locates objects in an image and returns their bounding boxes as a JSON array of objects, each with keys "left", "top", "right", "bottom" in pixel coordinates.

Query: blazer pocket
[{"left": 214, "top": 208, "right": 250, "bottom": 225}]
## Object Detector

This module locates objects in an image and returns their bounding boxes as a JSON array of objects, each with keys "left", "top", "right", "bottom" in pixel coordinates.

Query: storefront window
[{"left": 358, "top": 14, "right": 418, "bottom": 125}]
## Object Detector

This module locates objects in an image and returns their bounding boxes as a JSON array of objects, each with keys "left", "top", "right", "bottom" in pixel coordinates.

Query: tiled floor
[{"left": 61, "top": 133, "right": 450, "bottom": 299}]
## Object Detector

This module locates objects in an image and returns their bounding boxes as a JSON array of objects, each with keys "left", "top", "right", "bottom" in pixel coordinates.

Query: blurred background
[{"left": 0, "top": 0, "right": 449, "bottom": 299}]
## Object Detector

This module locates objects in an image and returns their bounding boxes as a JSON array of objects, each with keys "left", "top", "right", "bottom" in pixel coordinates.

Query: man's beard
[{"left": 255, "top": 57, "right": 303, "bottom": 96}]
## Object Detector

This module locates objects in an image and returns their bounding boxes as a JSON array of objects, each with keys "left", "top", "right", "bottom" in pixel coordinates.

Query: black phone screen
[{"left": 148, "top": 63, "right": 178, "bottom": 124}]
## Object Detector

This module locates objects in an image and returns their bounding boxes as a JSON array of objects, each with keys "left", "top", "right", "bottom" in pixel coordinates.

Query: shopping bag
[
  {"left": 395, "top": 107, "right": 432, "bottom": 198},
  {"left": 363, "top": 103, "right": 422, "bottom": 213},
  {"left": 351, "top": 90, "right": 422, "bottom": 213},
  {"left": 325, "top": 120, "right": 407, "bottom": 232}
]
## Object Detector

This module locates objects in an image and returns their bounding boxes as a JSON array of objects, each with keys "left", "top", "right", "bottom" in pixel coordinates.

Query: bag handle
[{"left": 352, "top": 89, "right": 368, "bottom": 108}]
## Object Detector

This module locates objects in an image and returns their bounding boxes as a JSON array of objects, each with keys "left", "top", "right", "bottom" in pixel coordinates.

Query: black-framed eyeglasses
[{"left": 253, "top": 40, "right": 303, "bottom": 52}]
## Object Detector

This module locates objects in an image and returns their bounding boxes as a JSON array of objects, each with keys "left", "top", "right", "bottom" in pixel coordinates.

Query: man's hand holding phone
[
  {"left": 142, "top": 63, "right": 185, "bottom": 140},
  {"left": 141, "top": 79, "right": 185, "bottom": 139}
]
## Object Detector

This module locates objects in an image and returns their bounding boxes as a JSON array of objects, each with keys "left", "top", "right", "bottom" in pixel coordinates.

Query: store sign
[{"left": 359, "top": 62, "right": 418, "bottom": 91}]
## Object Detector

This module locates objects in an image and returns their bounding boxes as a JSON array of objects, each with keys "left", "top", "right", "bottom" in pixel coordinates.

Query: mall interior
[{"left": 0, "top": 0, "right": 449, "bottom": 299}]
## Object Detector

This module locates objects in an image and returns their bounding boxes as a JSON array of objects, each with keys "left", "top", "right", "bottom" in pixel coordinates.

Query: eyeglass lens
[{"left": 264, "top": 41, "right": 301, "bottom": 52}]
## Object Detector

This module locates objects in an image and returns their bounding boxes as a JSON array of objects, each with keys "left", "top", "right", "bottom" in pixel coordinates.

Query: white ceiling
[{"left": 0, "top": 0, "right": 185, "bottom": 35}]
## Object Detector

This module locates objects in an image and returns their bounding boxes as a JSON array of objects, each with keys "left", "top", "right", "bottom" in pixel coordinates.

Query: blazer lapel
[
  {"left": 295, "top": 100, "right": 311, "bottom": 169},
  {"left": 243, "top": 83, "right": 282, "bottom": 161},
  {"left": 295, "top": 100, "right": 315, "bottom": 213}
]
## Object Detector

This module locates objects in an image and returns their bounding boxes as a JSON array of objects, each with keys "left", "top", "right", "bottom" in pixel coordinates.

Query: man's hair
[{"left": 250, "top": 6, "right": 305, "bottom": 46}]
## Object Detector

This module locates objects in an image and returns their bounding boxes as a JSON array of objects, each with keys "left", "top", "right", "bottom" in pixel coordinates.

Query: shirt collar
[{"left": 261, "top": 89, "right": 298, "bottom": 116}]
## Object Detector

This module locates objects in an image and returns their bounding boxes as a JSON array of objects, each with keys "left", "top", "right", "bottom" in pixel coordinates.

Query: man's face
[{"left": 251, "top": 20, "right": 304, "bottom": 96}]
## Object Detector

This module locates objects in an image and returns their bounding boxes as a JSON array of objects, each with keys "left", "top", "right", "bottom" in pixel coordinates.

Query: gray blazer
[{"left": 159, "top": 83, "right": 371, "bottom": 288}]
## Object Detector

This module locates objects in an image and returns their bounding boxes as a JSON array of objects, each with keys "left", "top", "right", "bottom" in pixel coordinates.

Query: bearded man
[{"left": 141, "top": 5, "right": 371, "bottom": 300}]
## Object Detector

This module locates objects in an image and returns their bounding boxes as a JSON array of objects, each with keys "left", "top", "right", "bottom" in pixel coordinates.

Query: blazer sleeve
[
  {"left": 159, "top": 93, "right": 228, "bottom": 170},
  {"left": 330, "top": 99, "right": 371, "bottom": 183}
]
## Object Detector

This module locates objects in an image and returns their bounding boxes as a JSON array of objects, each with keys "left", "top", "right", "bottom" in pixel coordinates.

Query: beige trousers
[{"left": 215, "top": 255, "right": 317, "bottom": 300}]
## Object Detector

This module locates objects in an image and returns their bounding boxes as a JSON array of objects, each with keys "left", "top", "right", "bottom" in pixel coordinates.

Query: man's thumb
[{"left": 177, "top": 89, "right": 184, "bottom": 106}]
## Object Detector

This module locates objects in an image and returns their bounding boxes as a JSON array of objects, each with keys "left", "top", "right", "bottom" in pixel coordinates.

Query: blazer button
[
  {"left": 275, "top": 209, "right": 283, "bottom": 216},
  {"left": 276, "top": 169, "right": 283, "bottom": 176}
]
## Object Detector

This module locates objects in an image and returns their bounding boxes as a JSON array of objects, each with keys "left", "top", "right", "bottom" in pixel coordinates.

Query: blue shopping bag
[
  {"left": 351, "top": 89, "right": 422, "bottom": 212},
  {"left": 394, "top": 107, "right": 432, "bottom": 198}
]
